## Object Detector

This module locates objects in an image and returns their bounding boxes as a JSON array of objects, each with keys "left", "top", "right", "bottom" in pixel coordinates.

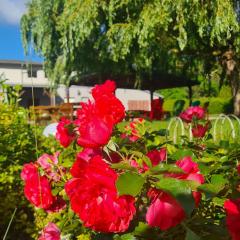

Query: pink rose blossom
[
  {"left": 38, "top": 222, "right": 61, "bottom": 240},
  {"left": 180, "top": 106, "right": 205, "bottom": 123}
]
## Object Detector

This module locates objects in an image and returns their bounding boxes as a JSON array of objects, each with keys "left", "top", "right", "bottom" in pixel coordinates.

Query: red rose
[
  {"left": 24, "top": 175, "right": 54, "bottom": 209},
  {"left": 21, "top": 163, "right": 38, "bottom": 181},
  {"left": 146, "top": 189, "right": 185, "bottom": 230},
  {"left": 21, "top": 163, "right": 53, "bottom": 208},
  {"left": 92, "top": 80, "right": 125, "bottom": 125},
  {"left": 56, "top": 118, "right": 75, "bottom": 147},
  {"left": 76, "top": 148, "right": 102, "bottom": 162},
  {"left": 224, "top": 199, "right": 240, "bottom": 240},
  {"left": 38, "top": 222, "right": 61, "bottom": 240},
  {"left": 95, "top": 94, "right": 125, "bottom": 125},
  {"left": 180, "top": 106, "right": 205, "bottom": 123},
  {"left": 192, "top": 124, "right": 208, "bottom": 138},
  {"left": 130, "top": 148, "right": 167, "bottom": 173},
  {"left": 174, "top": 157, "right": 204, "bottom": 184},
  {"left": 168, "top": 156, "right": 204, "bottom": 206},
  {"left": 147, "top": 148, "right": 167, "bottom": 166},
  {"left": 21, "top": 160, "right": 66, "bottom": 211},
  {"left": 65, "top": 155, "right": 136, "bottom": 232},
  {"left": 45, "top": 197, "right": 66, "bottom": 213},
  {"left": 92, "top": 80, "right": 116, "bottom": 99},
  {"left": 76, "top": 101, "right": 113, "bottom": 148}
]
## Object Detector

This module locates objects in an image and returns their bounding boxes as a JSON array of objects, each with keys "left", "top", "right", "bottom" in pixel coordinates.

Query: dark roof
[
  {"left": 70, "top": 72, "right": 199, "bottom": 90},
  {"left": 0, "top": 59, "right": 43, "bottom": 68}
]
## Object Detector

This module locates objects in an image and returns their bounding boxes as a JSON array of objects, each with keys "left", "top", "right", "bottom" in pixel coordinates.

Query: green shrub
[
  {"left": 0, "top": 104, "right": 62, "bottom": 239},
  {"left": 163, "top": 97, "right": 233, "bottom": 115},
  {"left": 163, "top": 99, "right": 188, "bottom": 112},
  {"left": 219, "top": 85, "right": 232, "bottom": 98},
  {"left": 0, "top": 106, "right": 36, "bottom": 239}
]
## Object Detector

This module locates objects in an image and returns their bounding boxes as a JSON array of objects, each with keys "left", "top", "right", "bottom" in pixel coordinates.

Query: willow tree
[{"left": 21, "top": 0, "right": 240, "bottom": 112}]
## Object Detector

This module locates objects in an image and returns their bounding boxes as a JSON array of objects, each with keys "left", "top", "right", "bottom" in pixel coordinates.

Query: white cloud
[{"left": 0, "top": 0, "right": 29, "bottom": 25}]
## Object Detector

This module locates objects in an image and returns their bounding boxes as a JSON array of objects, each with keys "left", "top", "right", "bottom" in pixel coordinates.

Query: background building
[{"left": 0, "top": 59, "right": 162, "bottom": 110}]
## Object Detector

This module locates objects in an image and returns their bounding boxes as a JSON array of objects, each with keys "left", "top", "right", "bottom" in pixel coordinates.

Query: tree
[{"left": 21, "top": 0, "right": 240, "bottom": 113}]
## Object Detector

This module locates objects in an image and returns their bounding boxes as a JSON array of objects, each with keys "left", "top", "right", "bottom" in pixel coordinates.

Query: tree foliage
[{"left": 21, "top": 0, "right": 240, "bottom": 88}]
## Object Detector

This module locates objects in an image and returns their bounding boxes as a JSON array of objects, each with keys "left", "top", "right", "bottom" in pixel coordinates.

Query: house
[
  {"left": 0, "top": 59, "right": 162, "bottom": 110},
  {"left": 0, "top": 60, "right": 51, "bottom": 107}
]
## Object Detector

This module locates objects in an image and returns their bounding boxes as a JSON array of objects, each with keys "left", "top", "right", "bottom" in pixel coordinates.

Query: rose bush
[{"left": 20, "top": 80, "right": 240, "bottom": 240}]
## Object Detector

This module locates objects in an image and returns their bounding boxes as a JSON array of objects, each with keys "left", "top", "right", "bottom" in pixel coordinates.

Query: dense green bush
[
  {"left": 0, "top": 104, "right": 62, "bottom": 239},
  {"left": 0, "top": 105, "right": 36, "bottom": 239},
  {"left": 219, "top": 85, "right": 232, "bottom": 99},
  {"left": 163, "top": 97, "right": 233, "bottom": 115}
]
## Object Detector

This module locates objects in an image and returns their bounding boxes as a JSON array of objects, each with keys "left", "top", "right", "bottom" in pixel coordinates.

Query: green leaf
[
  {"left": 199, "top": 157, "right": 217, "bottom": 163},
  {"left": 211, "top": 174, "right": 228, "bottom": 186},
  {"left": 61, "top": 158, "right": 74, "bottom": 168},
  {"left": 133, "top": 222, "right": 159, "bottom": 239},
  {"left": 185, "top": 227, "right": 201, "bottom": 240},
  {"left": 114, "top": 233, "right": 136, "bottom": 240},
  {"left": 154, "top": 177, "right": 195, "bottom": 216},
  {"left": 131, "top": 151, "right": 152, "bottom": 168},
  {"left": 198, "top": 183, "right": 225, "bottom": 199},
  {"left": 111, "top": 162, "right": 137, "bottom": 171},
  {"left": 219, "top": 156, "right": 228, "bottom": 162},
  {"left": 212, "top": 197, "right": 226, "bottom": 207},
  {"left": 171, "top": 149, "right": 195, "bottom": 160},
  {"left": 166, "top": 144, "right": 177, "bottom": 155},
  {"left": 219, "top": 140, "right": 229, "bottom": 148},
  {"left": 134, "top": 222, "right": 149, "bottom": 236},
  {"left": 149, "top": 164, "right": 184, "bottom": 174},
  {"left": 116, "top": 172, "right": 145, "bottom": 197}
]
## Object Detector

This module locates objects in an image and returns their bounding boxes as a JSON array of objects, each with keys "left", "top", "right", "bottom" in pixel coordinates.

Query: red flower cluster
[
  {"left": 191, "top": 123, "right": 209, "bottom": 138},
  {"left": 21, "top": 154, "right": 66, "bottom": 212},
  {"left": 146, "top": 156, "right": 204, "bottom": 230},
  {"left": 38, "top": 222, "right": 61, "bottom": 240},
  {"left": 180, "top": 106, "right": 205, "bottom": 123},
  {"left": 179, "top": 106, "right": 209, "bottom": 139},
  {"left": 121, "top": 118, "right": 145, "bottom": 142},
  {"left": 224, "top": 199, "right": 240, "bottom": 240},
  {"left": 56, "top": 80, "right": 125, "bottom": 148},
  {"left": 65, "top": 155, "right": 136, "bottom": 233}
]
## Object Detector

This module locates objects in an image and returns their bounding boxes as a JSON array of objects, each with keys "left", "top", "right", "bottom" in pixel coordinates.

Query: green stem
[{"left": 3, "top": 207, "right": 17, "bottom": 240}]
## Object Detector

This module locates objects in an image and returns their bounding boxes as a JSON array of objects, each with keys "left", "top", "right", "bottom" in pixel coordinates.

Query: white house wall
[
  {"left": 56, "top": 85, "right": 162, "bottom": 111},
  {"left": 0, "top": 67, "right": 49, "bottom": 87}
]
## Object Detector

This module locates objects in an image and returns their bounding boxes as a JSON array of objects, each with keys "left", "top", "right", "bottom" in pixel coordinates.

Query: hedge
[{"left": 163, "top": 97, "right": 233, "bottom": 115}]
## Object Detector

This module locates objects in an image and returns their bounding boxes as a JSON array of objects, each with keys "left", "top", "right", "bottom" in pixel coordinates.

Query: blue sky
[{"left": 0, "top": 0, "right": 42, "bottom": 62}]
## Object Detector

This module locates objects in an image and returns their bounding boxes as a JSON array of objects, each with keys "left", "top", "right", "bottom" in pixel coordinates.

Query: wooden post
[
  {"left": 150, "top": 89, "right": 154, "bottom": 102},
  {"left": 65, "top": 86, "right": 70, "bottom": 103}
]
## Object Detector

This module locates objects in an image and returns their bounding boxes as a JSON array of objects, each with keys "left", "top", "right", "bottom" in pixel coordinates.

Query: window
[{"left": 28, "top": 70, "right": 37, "bottom": 78}]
